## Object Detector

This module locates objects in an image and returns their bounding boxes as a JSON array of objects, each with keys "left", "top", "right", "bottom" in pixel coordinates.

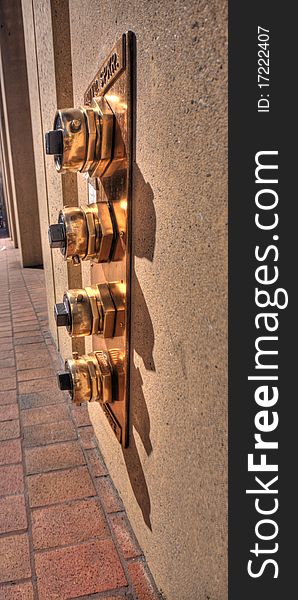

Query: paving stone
[
  {"left": 0, "top": 368, "right": 16, "bottom": 379},
  {"left": 0, "top": 357, "right": 15, "bottom": 369},
  {"left": 85, "top": 448, "right": 107, "bottom": 477},
  {"left": 94, "top": 477, "right": 124, "bottom": 514},
  {"left": 16, "top": 353, "right": 50, "bottom": 371},
  {"left": 23, "top": 420, "right": 77, "bottom": 447},
  {"left": 15, "top": 342, "right": 47, "bottom": 356},
  {"left": 0, "top": 342, "right": 13, "bottom": 353},
  {"left": 21, "top": 404, "right": 69, "bottom": 427},
  {"left": 11, "top": 309, "right": 35, "bottom": 316},
  {"left": 0, "top": 343, "right": 13, "bottom": 353},
  {"left": 25, "top": 441, "right": 85, "bottom": 474},
  {"left": 109, "top": 512, "right": 142, "bottom": 560},
  {"left": 0, "top": 464, "right": 24, "bottom": 496},
  {"left": 0, "top": 420, "right": 20, "bottom": 441},
  {"left": 0, "top": 378, "right": 16, "bottom": 392},
  {"left": 13, "top": 317, "right": 38, "bottom": 325},
  {"left": 32, "top": 498, "right": 108, "bottom": 549},
  {"left": 0, "top": 349, "right": 14, "bottom": 359},
  {"left": 71, "top": 404, "right": 91, "bottom": 427},
  {"left": 0, "top": 439, "right": 22, "bottom": 465},
  {"left": 35, "top": 539, "right": 127, "bottom": 599},
  {"left": 13, "top": 324, "right": 40, "bottom": 333},
  {"left": 18, "top": 377, "right": 60, "bottom": 395},
  {"left": 0, "top": 391, "right": 17, "bottom": 406},
  {"left": 128, "top": 559, "right": 161, "bottom": 600},
  {"left": 17, "top": 366, "right": 54, "bottom": 382},
  {"left": 0, "top": 534, "right": 31, "bottom": 584},
  {"left": 14, "top": 329, "right": 42, "bottom": 339},
  {"left": 28, "top": 466, "right": 96, "bottom": 507},
  {"left": 0, "top": 582, "right": 34, "bottom": 599},
  {"left": 78, "top": 425, "right": 97, "bottom": 449},
  {"left": 0, "top": 495, "right": 27, "bottom": 534},
  {"left": 19, "top": 391, "right": 64, "bottom": 409},
  {"left": 0, "top": 330, "right": 12, "bottom": 338},
  {"left": 0, "top": 404, "right": 18, "bottom": 422},
  {"left": 14, "top": 335, "right": 44, "bottom": 346}
]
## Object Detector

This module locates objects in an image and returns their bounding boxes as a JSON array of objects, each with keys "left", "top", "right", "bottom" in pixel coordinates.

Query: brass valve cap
[
  {"left": 63, "top": 289, "right": 93, "bottom": 337},
  {"left": 45, "top": 98, "right": 114, "bottom": 176},
  {"left": 49, "top": 203, "right": 114, "bottom": 264},
  {"left": 58, "top": 350, "right": 124, "bottom": 406},
  {"left": 62, "top": 206, "right": 89, "bottom": 260},
  {"left": 54, "top": 282, "right": 125, "bottom": 338},
  {"left": 64, "top": 356, "right": 94, "bottom": 405},
  {"left": 46, "top": 108, "right": 88, "bottom": 173}
]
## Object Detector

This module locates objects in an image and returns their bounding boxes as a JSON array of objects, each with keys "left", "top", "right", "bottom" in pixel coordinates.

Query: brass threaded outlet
[
  {"left": 45, "top": 97, "right": 115, "bottom": 176},
  {"left": 63, "top": 350, "right": 124, "bottom": 405},
  {"left": 56, "top": 281, "right": 125, "bottom": 339},
  {"left": 52, "top": 203, "right": 114, "bottom": 264}
]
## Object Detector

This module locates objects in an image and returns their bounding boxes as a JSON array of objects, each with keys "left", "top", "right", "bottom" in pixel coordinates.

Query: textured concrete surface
[
  {"left": 0, "top": 100, "right": 18, "bottom": 246},
  {"left": 21, "top": 0, "right": 85, "bottom": 358},
  {"left": 0, "top": 236, "right": 161, "bottom": 599},
  {"left": 0, "top": 0, "right": 42, "bottom": 267},
  {"left": 69, "top": 1, "right": 228, "bottom": 599},
  {"left": 21, "top": 0, "right": 58, "bottom": 343}
]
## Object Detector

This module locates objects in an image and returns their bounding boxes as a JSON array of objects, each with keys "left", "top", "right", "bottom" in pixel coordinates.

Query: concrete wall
[
  {"left": 0, "top": 94, "right": 17, "bottom": 243},
  {"left": 69, "top": 2, "right": 228, "bottom": 599},
  {"left": 21, "top": 0, "right": 85, "bottom": 357},
  {"left": 13, "top": 1, "right": 227, "bottom": 598},
  {"left": 0, "top": 0, "right": 42, "bottom": 267}
]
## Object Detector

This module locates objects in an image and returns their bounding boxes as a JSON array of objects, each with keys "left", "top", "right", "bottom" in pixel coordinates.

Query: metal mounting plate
[{"left": 84, "top": 32, "right": 134, "bottom": 447}]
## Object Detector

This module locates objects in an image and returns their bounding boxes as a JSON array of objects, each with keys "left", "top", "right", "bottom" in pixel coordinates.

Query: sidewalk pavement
[{"left": 0, "top": 237, "right": 160, "bottom": 600}]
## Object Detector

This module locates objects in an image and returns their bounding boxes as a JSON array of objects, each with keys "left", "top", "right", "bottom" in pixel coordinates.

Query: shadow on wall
[{"left": 122, "top": 162, "right": 156, "bottom": 531}]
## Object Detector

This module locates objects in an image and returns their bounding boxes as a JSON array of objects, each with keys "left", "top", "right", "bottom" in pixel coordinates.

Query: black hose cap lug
[
  {"left": 57, "top": 371, "right": 72, "bottom": 392},
  {"left": 48, "top": 224, "right": 66, "bottom": 249},
  {"left": 54, "top": 303, "right": 69, "bottom": 327},
  {"left": 45, "top": 129, "right": 63, "bottom": 155}
]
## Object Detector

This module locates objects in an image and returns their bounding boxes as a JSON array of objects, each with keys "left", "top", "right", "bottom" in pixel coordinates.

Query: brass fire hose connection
[
  {"left": 45, "top": 97, "right": 114, "bottom": 177},
  {"left": 48, "top": 203, "right": 115, "bottom": 264},
  {"left": 54, "top": 281, "right": 125, "bottom": 338},
  {"left": 57, "top": 349, "right": 125, "bottom": 406}
]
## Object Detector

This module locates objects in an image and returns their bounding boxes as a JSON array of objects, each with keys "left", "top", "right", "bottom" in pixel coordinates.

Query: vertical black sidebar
[{"left": 229, "top": 2, "right": 297, "bottom": 599}]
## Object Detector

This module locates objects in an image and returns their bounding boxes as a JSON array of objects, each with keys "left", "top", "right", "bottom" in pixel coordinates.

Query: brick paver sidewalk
[{"left": 0, "top": 238, "right": 160, "bottom": 600}]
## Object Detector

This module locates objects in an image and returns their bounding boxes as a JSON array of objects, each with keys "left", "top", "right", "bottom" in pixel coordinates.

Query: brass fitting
[
  {"left": 57, "top": 349, "right": 125, "bottom": 406},
  {"left": 45, "top": 97, "right": 114, "bottom": 177},
  {"left": 54, "top": 281, "right": 125, "bottom": 338},
  {"left": 48, "top": 203, "right": 115, "bottom": 264}
]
